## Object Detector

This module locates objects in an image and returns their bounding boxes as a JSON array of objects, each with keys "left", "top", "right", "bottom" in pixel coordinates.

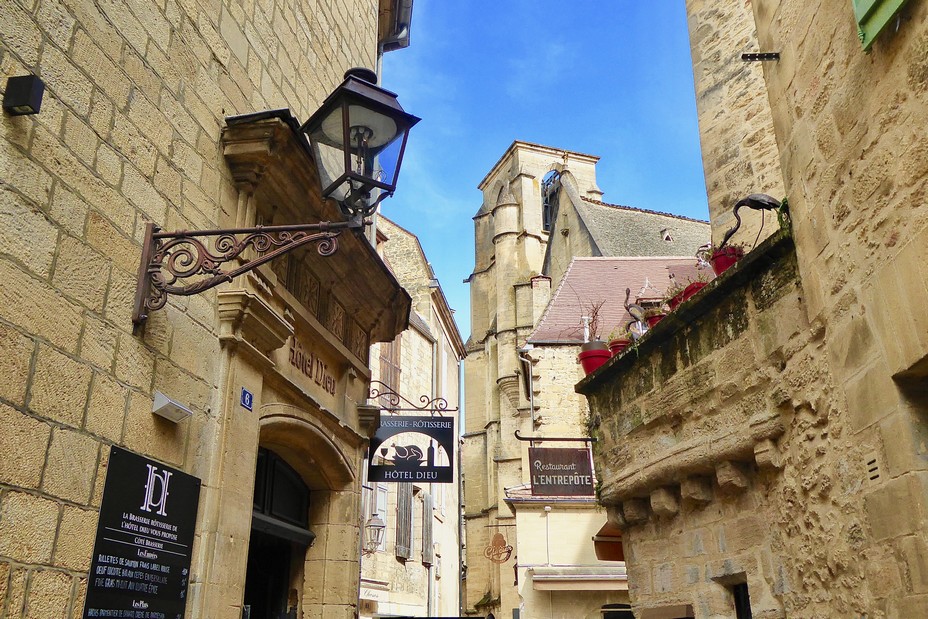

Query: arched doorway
[{"left": 244, "top": 447, "right": 314, "bottom": 619}]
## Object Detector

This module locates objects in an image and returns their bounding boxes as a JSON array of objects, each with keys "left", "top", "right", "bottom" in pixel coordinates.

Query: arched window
[{"left": 541, "top": 171, "right": 561, "bottom": 232}]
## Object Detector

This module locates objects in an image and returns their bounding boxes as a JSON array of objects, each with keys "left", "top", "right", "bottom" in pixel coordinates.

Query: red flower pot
[
  {"left": 608, "top": 338, "right": 631, "bottom": 356},
  {"left": 709, "top": 246, "right": 744, "bottom": 276},
  {"left": 682, "top": 281, "right": 708, "bottom": 301},
  {"left": 578, "top": 349, "right": 611, "bottom": 374},
  {"left": 668, "top": 291, "right": 686, "bottom": 311},
  {"left": 645, "top": 313, "right": 666, "bottom": 328}
]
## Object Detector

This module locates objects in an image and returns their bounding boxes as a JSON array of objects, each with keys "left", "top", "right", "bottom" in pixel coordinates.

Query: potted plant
[
  {"left": 578, "top": 301, "right": 611, "bottom": 374},
  {"left": 664, "top": 280, "right": 688, "bottom": 312},
  {"left": 644, "top": 307, "right": 666, "bottom": 328},
  {"left": 698, "top": 242, "right": 746, "bottom": 276},
  {"left": 607, "top": 326, "right": 632, "bottom": 356}
]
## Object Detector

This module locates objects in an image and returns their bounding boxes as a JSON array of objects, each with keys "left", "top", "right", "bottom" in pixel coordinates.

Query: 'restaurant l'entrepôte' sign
[{"left": 529, "top": 447, "right": 595, "bottom": 496}]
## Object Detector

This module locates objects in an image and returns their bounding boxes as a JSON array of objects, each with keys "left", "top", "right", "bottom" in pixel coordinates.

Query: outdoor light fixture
[
  {"left": 152, "top": 391, "right": 193, "bottom": 423},
  {"left": 362, "top": 512, "right": 386, "bottom": 555},
  {"left": 300, "top": 67, "right": 420, "bottom": 219},
  {"left": 3, "top": 75, "right": 45, "bottom": 115},
  {"left": 131, "top": 68, "right": 418, "bottom": 329}
]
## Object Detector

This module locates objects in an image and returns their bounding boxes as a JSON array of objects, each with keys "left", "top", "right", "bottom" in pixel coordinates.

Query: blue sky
[{"left": 381, "top": 1, "right": 709, "bottom": 340}]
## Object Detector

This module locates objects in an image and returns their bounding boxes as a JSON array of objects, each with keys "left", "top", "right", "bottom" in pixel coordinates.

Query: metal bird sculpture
[
  {"left": 718, "top": 193, "right": 782, "bottom": 250},
  {"left": 625, "top": 287, "right": 648, "bottom": 340}
]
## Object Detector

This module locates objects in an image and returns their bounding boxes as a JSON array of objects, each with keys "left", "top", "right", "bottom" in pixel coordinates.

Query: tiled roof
[
  {"left": 528, "top": 256, "right": 714, "bottom": 344},
  {"left": 574, "top": 198, "right": 711, "bottom": 258}
]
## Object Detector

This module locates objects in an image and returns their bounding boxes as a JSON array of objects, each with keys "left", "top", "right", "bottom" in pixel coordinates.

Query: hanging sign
[
  {"left": 83, "top": 446, "right": 201, "bottom": 619},
  {"left": 368, "top": 416, "right": 455, "bottom": 483},
  {"left": 483, "top": 532, "right": 513, "bottom": 564},
  {"left": 528, "top": 447, "right": 595, "bottom": 496}
]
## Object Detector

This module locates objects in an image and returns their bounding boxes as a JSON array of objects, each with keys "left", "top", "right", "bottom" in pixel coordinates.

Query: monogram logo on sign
[{"left": 140, "top": 463, "right": 172, "bottom": 516}]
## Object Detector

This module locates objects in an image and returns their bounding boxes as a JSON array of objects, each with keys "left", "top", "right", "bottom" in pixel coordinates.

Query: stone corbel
[
  {"left": 716, "top": 461, "right": 749, "bottom": 493},
  {"left": 754, "top": 438, "right": 784, "bottom": 470},
  {"left": 497, "top": 374, "right": 521, "bottom": 410},
  {"left": 681, "top": 476, "right": 714, "bottom": 506},
  {"left": 622, "top": 497, "right": 651, "bottom": 525},
  {"left": 650, "top": 486, "right": 680, "bottom": 518},
  {"left": 218, "top": 290, "right": 293, "bottom": 359}
]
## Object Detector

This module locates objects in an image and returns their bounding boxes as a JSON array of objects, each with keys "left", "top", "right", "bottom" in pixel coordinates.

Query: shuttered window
[
  {"left": 395, "top": 483, "right": 413, "bottom": 559},
  {"left": 379, "top": 335, "right": 402, "bottom": 406},
  {"left": 422, "top": 493, "right": 434, "bottom": 566},
  {"left": 853, "top": 0, "right": 909, "bottom": 50}
]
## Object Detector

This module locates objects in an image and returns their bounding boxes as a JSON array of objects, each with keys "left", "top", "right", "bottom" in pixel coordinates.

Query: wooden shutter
[
  {"left": 379, "top": 334, "right": 402, "bottom": 406},
  {"left": 395, "top": 482, "right": 412, "bottom": 559},
  {"left": 422, "top": 493, "right": 434, "bottom": 566},
  {"left": 853, "top": 0, "right": 909, "bottom": 50}
]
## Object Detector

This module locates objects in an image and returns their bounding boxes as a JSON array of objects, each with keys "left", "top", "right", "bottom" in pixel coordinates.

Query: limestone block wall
[
  {"left": 582, "top": 234, "right": 904, "bottom": 617},
  {"left": 0, "top": 0, "right": 380, "bottom": 616},
  {"left": 685, "top": 0, "right": 785, "bottom": 247}
]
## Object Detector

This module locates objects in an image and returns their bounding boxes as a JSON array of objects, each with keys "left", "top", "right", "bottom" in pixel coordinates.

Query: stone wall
[
  {"left": 685, "top": 0, "right": 785, "bottom": 247},
  {"left": 0, "top": 0, "right": 383, "bottom": 616}
]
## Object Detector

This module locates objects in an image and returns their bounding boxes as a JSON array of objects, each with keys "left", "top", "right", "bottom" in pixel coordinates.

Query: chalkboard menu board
[{"left": 83, "top": 446, "right": 201, "bottom": 619}]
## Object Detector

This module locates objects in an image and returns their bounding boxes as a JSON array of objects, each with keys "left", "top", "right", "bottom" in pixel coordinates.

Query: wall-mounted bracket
[
  {"left": 132, "top": 217, "right": 363, "bottom": 331},
  {"left": 741, "top": 52, "right": 780, "bottom": 62},
  {"left": 514, "top": 430, "right": 597, "bottom": 443}
]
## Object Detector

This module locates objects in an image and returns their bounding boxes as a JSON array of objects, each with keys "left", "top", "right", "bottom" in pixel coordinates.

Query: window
[
  {"left": 733, "top": 582, "right": 752, "bottom": 619},
  {"left": 601, "top": 603, "right": 633, "bottom": 619},
  {"left": 853, "top": 0, "right": 909, "bottom": 50},
  {"left": 395, "top": 482, "right": 413, "bottom": 559},
  {"left": 541, "top": 171, "right": 560, "bottom": 232},
  {"left": 379, "top": 335, "right": 402, "bottom": 406},
  {"left": 375, "top": 483, "right": 388, "bottom": 551}
]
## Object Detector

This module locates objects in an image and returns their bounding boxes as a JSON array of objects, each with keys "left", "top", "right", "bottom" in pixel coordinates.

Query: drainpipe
[{"left": 517, "top": 345, "right": 535, "bottom": 446}]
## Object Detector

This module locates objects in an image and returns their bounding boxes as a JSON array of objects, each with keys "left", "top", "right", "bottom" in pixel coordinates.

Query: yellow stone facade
[
  {"left": 359, "top": 217, "right": 465, "bottom": 619},
  {"left": 0, "top": 1, "right": 415, "bottom": 618},
  {"left": 582, "top": 1, "right": 928, "bottom": 618}
]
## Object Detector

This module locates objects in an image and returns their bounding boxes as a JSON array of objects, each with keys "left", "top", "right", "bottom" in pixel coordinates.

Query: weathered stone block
[
  {"left": 0, "top": 187, "right": 58, "bottom": 277},
  {"left": 844, "top": 362, "right": 902, "bottom": 432},
  {"left": 0, "top": 259, "right": 83, "bottom": 353},
  {"left": 654, "top": 562, "right": 676, "bottom": 594},
  {"left": 606, "top": 504, "right": 627, "bottom": 529},
  {"left": 651, "top": 486, "right": 679, "bottom": 518},
  {"left": 0, "top": 491, "right": 59, "bottom": 563},
  {"left": 85, "top": 373, "right": 128, "bottom": 441},
  {"left": 865, "top": 473, "right": 928, "bottom": 541},
  {"left": 42, "top": 428, "right": 99, "bottom": 504},
  {"left": 0, "top": 404, "right": 50, "bottom": 489},
  {"left": 681, "top": 476, "right": 714, "bottom": 505},
  {"left": 52, "top": 235, "right": 111, "bottom": 311},
  {"left": 754, "top": 439, "right": 783, "bottom": 470},
  {"left": 0, "top": 323, "right": 33, "bottom": 406},
  {"left": 30, "top": 344, "right": 92, "bottom": 427},
  {"left": 716, "top": 461, "right": 749, "bottom": 493},
  {"left": 622, "top": 498, "right": 650, "bottom": 524},
  {"left": 55, "top": 505, "right": 98, "bottom": 571},
  {"left": 26, "top": 569, "right": 73, "bottom": 617}
]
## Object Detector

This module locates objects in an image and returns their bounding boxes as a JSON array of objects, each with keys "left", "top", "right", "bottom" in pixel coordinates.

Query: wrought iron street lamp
[
  {"left": 301, "top": 67, "right": 419, "bottom": 220},
  {"left": 131, "top": 69, "right": 419, "bottom": 329},
  {"left": 362, "top": 512, "right": 386, "bottom": 555}
]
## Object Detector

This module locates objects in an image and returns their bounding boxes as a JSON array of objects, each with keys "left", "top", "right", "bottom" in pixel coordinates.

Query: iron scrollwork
[
  {"left": 368, "top": 380, "right": 457, "bottom": 415},
  {"left": 132, "top": 219, "right": 361, "bottom": 329}
]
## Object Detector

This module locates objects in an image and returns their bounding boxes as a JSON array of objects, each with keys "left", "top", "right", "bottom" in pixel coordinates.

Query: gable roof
[
  {"left": 574, "top": 197, "right": 710, "bottom": 258},
  {"left": 528, "top": 256, "right": 713, "bottom": 344}
]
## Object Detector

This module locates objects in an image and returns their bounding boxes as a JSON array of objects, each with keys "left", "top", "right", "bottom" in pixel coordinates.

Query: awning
[
  {"left": 592, "top": 520, "right": 625, "bottom": 562},
  {"left": 529, "top": 566, "right": 628, "bottom": 591}
]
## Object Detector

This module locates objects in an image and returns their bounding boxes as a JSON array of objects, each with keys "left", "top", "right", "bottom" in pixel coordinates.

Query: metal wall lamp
[
  {"left": 131, "top": 68, "right": 420, "bottom": 329},
  {"left": 362, "top": 512, "right": 386, "bottom": 555}
]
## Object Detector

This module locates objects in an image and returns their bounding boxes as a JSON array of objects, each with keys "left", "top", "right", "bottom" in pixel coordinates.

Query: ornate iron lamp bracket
[
  {"left": 368, "top": 380, "right": 458, "bottom": 416},
  {"left": 132, "top": 217, "right": 364, "bottom": 330}
]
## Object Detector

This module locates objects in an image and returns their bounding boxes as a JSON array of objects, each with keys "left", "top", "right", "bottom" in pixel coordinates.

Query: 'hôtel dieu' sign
[
  {"left": 83, "top": 447, "right": 201, "bottom": 619},
  {"left": 368, "top": 416, "right": 455, "bottom": 483}
]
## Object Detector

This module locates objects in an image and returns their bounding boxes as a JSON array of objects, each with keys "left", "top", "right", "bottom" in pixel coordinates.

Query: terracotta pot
[
  {"left": 578, "top": 349, "right": 611, "bottom": 374},
  {"left": 645, "top": 313, "right": 665, "bottom": 328},
  {"left": 682, "top": 281, "right": 708, "bottom": 301},
  {"left": 667, "top": 291, "right": 686, "bottom": 311},
  {"left": 709, "top": 246, "right": 744, "bottom": 275},
  {"left": 608, "top": 338, "right": 631, "bottom": 356}
]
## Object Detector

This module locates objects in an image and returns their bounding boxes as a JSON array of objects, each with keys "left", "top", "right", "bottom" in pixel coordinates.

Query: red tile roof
[{"left": 528, "top": 257, "right": 713, "bottom": 343}]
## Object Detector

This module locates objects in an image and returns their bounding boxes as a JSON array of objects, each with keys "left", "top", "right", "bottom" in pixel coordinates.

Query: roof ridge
[{"left": 580, "top": 197, "right": 709, "bottom": 224}]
